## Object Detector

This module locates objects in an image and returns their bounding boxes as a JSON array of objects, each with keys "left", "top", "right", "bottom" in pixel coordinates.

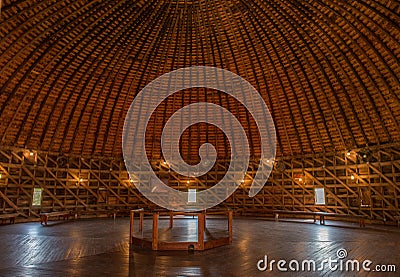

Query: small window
[
  {"left": 188, "top": 189, "right": 196, "bottom": 203},
  {"left": 315, "top": 188, "right": 325, "bottom": 205},
  {"left": 32, "top": 188, "right": 43, "bottom": 206}
]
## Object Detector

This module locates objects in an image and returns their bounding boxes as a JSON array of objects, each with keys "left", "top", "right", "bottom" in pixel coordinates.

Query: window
[
  {"left": 314, "top": 188, "right": 325, "bottom": 205},
  {"left": 188, "top": 189, "right": 196, "bottom": 203},
  {"left": 32, "top": 188, "right": 43, "bottom": 206}
]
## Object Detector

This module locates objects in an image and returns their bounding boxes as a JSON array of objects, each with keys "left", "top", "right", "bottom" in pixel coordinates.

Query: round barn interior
[{"left": 0, "top": 0, "right": 400, "bottom": 275}]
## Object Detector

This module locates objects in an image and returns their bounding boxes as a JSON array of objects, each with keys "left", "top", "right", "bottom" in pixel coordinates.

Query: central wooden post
[
  {"left": 129, "top": 210, "right": 134, "bottom": 244},
  {"left": 169, "top": 211, "right": 173, "bottom": 228},
  {"left": 203, "top": 210, "right": 206, "bottom": 230},
  {"left": 197, "top": 213, "right": 205, "bottom": 250},
  {"left": 152, "top": 213, "right": 159, "bottom": 250},
  {"left": 228, "top": 210, "right": 233, "bottom": 243},
  {"left": 139, "top": 210, "right": 144, "bottom": 232}
]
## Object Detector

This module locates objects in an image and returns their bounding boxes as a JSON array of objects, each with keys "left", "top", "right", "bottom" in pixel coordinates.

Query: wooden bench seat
[
  {"left": 75, "top": 209, "right": 117, "bottom": 219},
  {"left": 274, "top": 210, "right": 366, "bottom": 227},
  {"left": 0, "top": 213, "right": 20, "bottom": 224},
  {"left": 317, "top": 212, "right": 366, "bottom": 227},
  {"left": 40, "top": 211, "right": 71, "bottom": 225}
]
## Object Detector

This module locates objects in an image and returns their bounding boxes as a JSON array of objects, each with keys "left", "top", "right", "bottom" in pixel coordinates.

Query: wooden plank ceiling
[{"left": 0, "top": 0, "right": 399, "bottom": 160}]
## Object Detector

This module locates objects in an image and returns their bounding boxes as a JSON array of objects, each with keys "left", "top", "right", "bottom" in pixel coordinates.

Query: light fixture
[
  {"left": 358, "top": 149, "right": 372, "bottom": 163},
  {"left": 186, "top": 180, "right": 190, "bottom": 184},
  {"left": 298, "top": 178, "right": 303, "bottom": 182},
  {"left": 79, "top": 178, "right": 83, "bottom": 182},
  {"left": 351, "top": 175, "right": 355, "bottom": 180},
  {"left": 30, "top": 151, "right": 34, "bottom": 156},
  {"left": 163, "top": 161, "right": 167, "bottom": 165},
  {"left": 346, "top": 151, "right": 351, "bottom": 156},
  {"left": 0, "top": 173, "right": 2, "bottom": 179}
]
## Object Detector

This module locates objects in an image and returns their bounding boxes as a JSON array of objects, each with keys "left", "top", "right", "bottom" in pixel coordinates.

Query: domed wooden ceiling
[{"left": 0, "top": 0, "right": 399, "bottom": 159}]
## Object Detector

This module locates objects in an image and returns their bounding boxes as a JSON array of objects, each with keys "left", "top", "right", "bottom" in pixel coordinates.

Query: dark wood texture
[
  {"left": 152, "top": 213, "right": 158, "bottom": 250},
  {"left": 1, "top": 146, "right": 400, "bottom": 224},
  {"left": 0, "top": 145, "right": 400, "bottom": 224},
  {"left": 0, "top": 0, "right": 399, "bottom": 157},
  {"left": 0, "top": 217, "right": 399, "bottom": 276}
]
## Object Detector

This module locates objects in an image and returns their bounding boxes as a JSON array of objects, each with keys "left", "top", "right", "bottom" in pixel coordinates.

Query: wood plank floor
[{"left": 0, "top": 217, "right": 399, "bottom": 276}]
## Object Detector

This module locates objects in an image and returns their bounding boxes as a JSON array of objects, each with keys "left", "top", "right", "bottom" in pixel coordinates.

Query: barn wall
[{"left": 0, "top": 144, "right": 399, "bottom": 224}]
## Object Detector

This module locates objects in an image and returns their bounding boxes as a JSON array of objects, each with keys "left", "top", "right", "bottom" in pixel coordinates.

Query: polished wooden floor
[{"left": 0, "top": 217, "right": 399, "bottom": 276}]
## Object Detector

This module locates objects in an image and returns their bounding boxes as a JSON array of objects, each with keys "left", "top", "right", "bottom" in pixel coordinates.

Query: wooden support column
[
  {"left": 152, "top": 213, "right": 159, "bottom": 250},
  {"left": 228, "top": 210, "right": 233, "bottom": 243},
  {"left": 139, "top": 211, "right": 144, "bottom": 232},
  {"left": 169, "top": 211, "right": 173, "bottom": 228},
  {"left": 129, "top": 210, "right": 134, "bottom": 244},
  {"left": 203, "top": 210, "right": 206, "bottom": 230},
  {"left": 197, "top": 213, "right": 205, "bottom": 250}
]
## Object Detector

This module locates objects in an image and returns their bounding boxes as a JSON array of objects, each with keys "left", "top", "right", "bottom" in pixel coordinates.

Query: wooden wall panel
[{"left": 0, "top": 144, "right": 399, "bottom": 225}]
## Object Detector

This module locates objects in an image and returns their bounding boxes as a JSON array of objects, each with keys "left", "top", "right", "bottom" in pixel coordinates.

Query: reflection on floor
[{"left": 0, "top": 217, "right": 399, "bottom": 276}]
